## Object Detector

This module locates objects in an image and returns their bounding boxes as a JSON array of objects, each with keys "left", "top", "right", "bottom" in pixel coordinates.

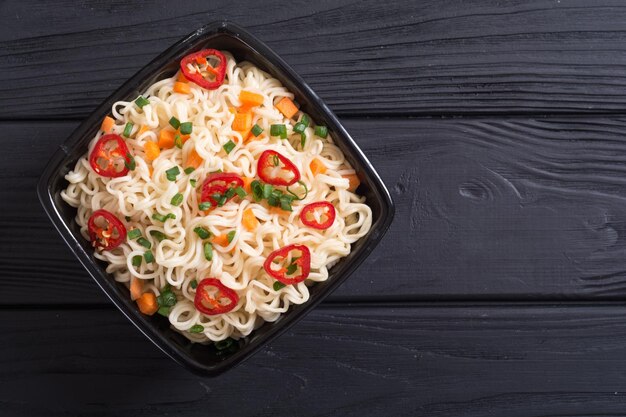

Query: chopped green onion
[
  {"left": 280, "top": 196, "right": 293, "bottom": 211},
  {"left": 227, "top": 230, "right": 236, "bottom": 243},
  {"left": 124, "top": 153, "right": 136, "bottom": 171},
  {"left": 204, "top": 242, "right": 213, "bottom": 261},
  {"left": 215, "top": 338, "right": 234, "bottom": 350},
  {"left": 160, "top": 291, "right": 177, "bottom": 307},
  {"left": 223, "top": 140, "right": 236, "bottom": 154},
  {"left": 166, "top": 166, "right": 180, "bottom": 181},
  {"left": 286, "top": 263, "right": 298, "bottom": 275},
  {"left": 137, "top": 237, "right": 152, "bottom": 249},
  {"left": 273, "top": 281, "right": 286, "bottom": 291},
  {"left": 262, "top": 184, "right": 273, "bottom": 199},
  {"left": 211, "top": 192, "right": 223, "bottom": 201},
  {"left": 132, "top": 255, "right": 142, "bottom": 267},
  {"left": 169, "top": 116, "right": 181, "bottom": 129},
  {"left": 218, "top": 195, "right": 227, "bottom": 206},
  {"left": 194, "top": 227, "right": 211, "bottom": 239},
  {"left": 170, "top": 193, "right": 184, "bottom": 206},
  {"left": 135, "top": 96, "right": 150, "bottom": 108},
  {"left": 149, "top": 230, "right": 167, "bottom": 242},
  {"left": 224, "top": 188, "right": 236, "bottom": 199},
  {"left": 152, "top": 213, "right": 176, "bottom": 222},
  {"left": 190, "top": 279, "right": 198, "bottom": 289},
  {"left": 267, "top": 195, "right": 279, "bottom": 207},
  {"left": 300, "top": 114, "right": 311, "bottom": 127},
  {"left": 315, "top": 125, "right": 328, "bottom": 138},
  {"left": 189, "top": 324, "right": 204, "bottom": 333},
  {"left": 184, "top": 167, "right": 195, "bottom": 174},
  {"left": 179, "top": 122, "right": 193, "bottom": 135},
  {"left": 174, "top": 134, "right": 183, "bottom": 149},
  {"left": 157, "top": 306, "right": 171, "bottom": 317},
  {"left": 190, "top": 179, "right": 197, "bottom": 187},
  {"left": 251, "top": 180, "right": 263, "bottom": 201},
  {"left": 144, "top": 250, "right": 155, "bottom": 263},
  {"left": 270, "top": 124, "right": 287, "bottom": 139},
  {"left": 286, "top": 181, "right": 309, "bottom": 201},
  {"left": 123, "top": 122, "right": 133, "bottom": 137},
  {"left": 300, "top": 133, "right": 306, "bottom": 148},
  {"left": 251, "top": 124, "right": 263, "bottom": 137},
  {"left": 127, "top": 228, "right": 142, "bottom": 240},
  {"left": 234, "top": 187, "right": 246, "bottom": 198},
  {"left": 199, "top": 201, "right": 211, "bottom": 210},
  {"left": 294, "top": 122, "right": 306, "bottom": 134}
]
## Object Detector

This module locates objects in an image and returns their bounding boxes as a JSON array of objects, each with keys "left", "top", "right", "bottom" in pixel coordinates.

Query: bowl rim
[{"left": 37, "top": 20, "right": 395, "bottom": 376}]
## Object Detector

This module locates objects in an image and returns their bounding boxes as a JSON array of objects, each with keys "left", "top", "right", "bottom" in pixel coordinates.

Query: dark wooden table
[{"left": 4, "top": 1, "right": 626, "bottom": 415}]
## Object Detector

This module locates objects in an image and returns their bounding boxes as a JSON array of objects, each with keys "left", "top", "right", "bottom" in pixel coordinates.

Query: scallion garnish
[
  {"left": 190, "top": 279, "right": 198, "bottom": 289},
  {"left": 224, "top": 188, "right": 236, "bottom": 199},
  {"left": 286, "top": 181, "right": 309, "bottom": 201},
  {"left": 294, "top": 122, "right": 306, "bottom": 134},
  {"left": 273, "top": 281, "right": 286, "bottom": 291},
  {"left": 135, "top": 96, "right": 150, "bottom": 108},
  {"left": 132, "top": 255, "right": 142, "bottom": 267},
  {"left": 179, "top": 122, "right": 193, "bottom": 135},
  {"left": 204, "top": 242, "right": 213, "bottom": 261},
  {"left": 189, "top": 324, "right": 204, "bottom": 333},
  {"left": 157, "top": 306, "right": 171, "bottom": 317},
  {"left": 127, "top": 228, "right": 142, "bottom": 240},
  {"left": 227, "top": 230, "right": 236, "bottom": 243},
  {"left": 190, "top": 178, "right": 197, "bottom": 187},
  {"left": 234, "top": 187, "right": 246, "bottom": 198},
  {"left": 137, "top": 237, "right": 151, "bottom": 249},
  {"left": 169, "top": 116, "right": 181, "bottom": 130},
  {"left": 286, "top": 263, "right": 298, "bottom": 275},
  {"left": 300, "top": 114, "right": 311, "bottom": 127},
  {"left": 215, "top": 338, "right": 234, "bottom": 350},
  {"left": 170, "top": 193, "right": 184, "bottom": 206},
  {"left": 223, "top": 140, "right": 236, "bottom": 154},
  {"left": 300, "top": 133, "right": 306, "bottom": 148},
  {"left": 199, "top": 201, "right": 211, "bottom": 211},
  {"left": 149, "top": 230, "right": 167, "bottom": 242},
  {"left": 262, "top": 184, "right": 273, "bottom": 199},
  {"left": 251, "top": 124, "right": 263, "bottom": 137},
  {"left": 194, "top": 227, "right": 211, "bottom": 239},
  {"left": 315, "top": 125, "right": 328, "bottom": 138},
  {"left": 270, "top": 124, "right": 287, "bottom": 139},
  {"left": 123, "top": 122, "right": 133, "bottom": 137},
  {"left": 166, "top": 166, "right": 180, "bottom": 181},
  {"left": 152, "top": 213, "right": 176, "bottom": 222},
  {"left": 144, "top": 250, "right": 155, "bottom": 263},
  {"left": 251, "top": 180, "right": 263, "bottom": 201},
  {"left": 174, "top": 134, "right": 183, "bottom": 149},
  {"left": 124, "top": 153, "right": 136, "bottom": 171},
  {"left": 184, "top": 167, "right": 195, "bottom": 175},
  {"left": 159, "top": 291, "right": 177, "bottom": 307}
]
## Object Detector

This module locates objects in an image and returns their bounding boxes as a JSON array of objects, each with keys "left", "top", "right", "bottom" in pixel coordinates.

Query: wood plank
[
  {"left": 2, "top": 304, "right": 626, "bottom": 416},
  {"left": 4, "top": 0, "right": 626, "bottom": 118},
  {"left": 6, "top": 116, "right": 626, "bottom": 304}
]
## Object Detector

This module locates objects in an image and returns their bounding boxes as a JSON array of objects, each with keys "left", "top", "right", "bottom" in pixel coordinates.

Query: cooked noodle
[{"left": 61, "top": 52, "right": 372, "bottom": 342}]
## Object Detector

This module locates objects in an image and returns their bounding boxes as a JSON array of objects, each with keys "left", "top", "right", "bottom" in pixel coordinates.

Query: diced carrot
[
  {"left": 242, "top": 208, "right": 259, "bottom": 232},
  {"left": 269, "top": 206, "right": 290, "bottom": 216},
  {"left": 185, "top": 149, "right": 204, "bottom": 169},
  {"left": 174, "top": 82, "right": 191, "bottom": 94},
  {"left": 309, "top": 158, "right": 327, "bottom": 176},
  {"left": 212, "top": 233, "right": 230, "bottom": 247},
  {"left": 242, "top": 176, "right": 254, "bottom": 193},
  {"left": 158, "top": 129, "right": 176, "bottom": 149},
  {"left": 275, "top": 97, "right": 298, "bottom": 119},
  {"left": 101, "top": 116, "right": 115, "bottom": 133},
  {"left": 177, "top": 72, "right": 188, "bottom": 82},
  {"left": 138, "top": 125, "right": 150, "bottom": 136},
  {"left": 232, "top": 111, "right": 252, "bottom": 132},
  {"left": 130, "top": 277, "right": 144, "bottom": 301},
  {"left": 343, "top": 173, "right": 361, "bottom": 192},
  {"left": 144, "top": 141, "right": 160, "bottom": 161},
  {"left": 239, "top": 90, "right": 264, "bottom": 107},
  {"left": 136, "top": 292, "right": 158, "bottom": 315}
]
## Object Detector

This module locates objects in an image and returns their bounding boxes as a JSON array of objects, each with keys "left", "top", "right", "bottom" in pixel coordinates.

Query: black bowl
[{"left": 37, "top": 21, "right": 394, "bottom": 376}]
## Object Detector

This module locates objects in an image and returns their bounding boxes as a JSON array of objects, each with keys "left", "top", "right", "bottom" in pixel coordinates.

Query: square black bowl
[{"left": 37, "top": 21, "right": 394, "bottom": 376}]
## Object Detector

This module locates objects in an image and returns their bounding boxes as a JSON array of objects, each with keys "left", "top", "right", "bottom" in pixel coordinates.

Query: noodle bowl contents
[{"left": 61, "top": 49, "right": 372, "bottom": 343}]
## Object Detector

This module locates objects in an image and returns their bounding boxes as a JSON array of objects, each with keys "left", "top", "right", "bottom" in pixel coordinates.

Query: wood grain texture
[
  {"left": 2, "top": 304, "right": 626, "bottom": 417},
  {"left": 4, "top": 0, "right": 626, "bottom": 118},
  {"left": 7, "top": 116, "right": 626, "bottom": 304}
]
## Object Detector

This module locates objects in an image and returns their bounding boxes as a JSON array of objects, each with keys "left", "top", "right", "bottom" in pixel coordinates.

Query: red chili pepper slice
[
  {"left": 263, "top": 244, "right": 311, "bottom": 285},
  {"left": 257, "top": 150, "right": 301, "bottom": 186},
  {"left": 194, "top": 278, "right": 238, "bottom": 315},
  {"left": 89, "top": 134, "right": 132, "bottom": 178},
  {"left": 180, "top": 49, "right": 226, "bottom": 90},
  {"left": 300, "top": 202, "right": 336, "bottom": 230},
  {"left": 199, "top": 172, "right": 244, "bottom": 209},
  {"left": 87, "top": 209, "right": 127, "bottom": 250}
]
